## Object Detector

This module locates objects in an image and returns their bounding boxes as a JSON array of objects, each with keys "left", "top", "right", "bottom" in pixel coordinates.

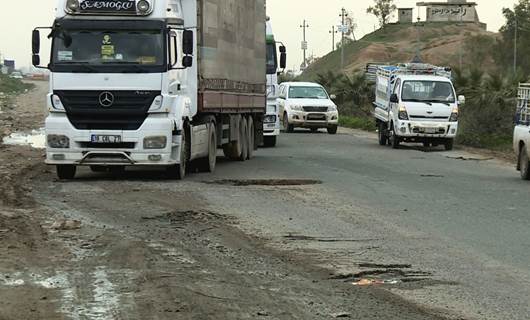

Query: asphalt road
[{"left": 1, "top": 84, "right": 529, "bottom": 319}]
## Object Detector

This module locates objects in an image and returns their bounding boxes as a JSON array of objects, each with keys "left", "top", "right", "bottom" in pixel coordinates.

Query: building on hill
[
  {"left": 398, "top": 8, "right": 414, "bottom": 23},
  {"left": 416, "top": 0, "right": 486, "bottom": 29}
]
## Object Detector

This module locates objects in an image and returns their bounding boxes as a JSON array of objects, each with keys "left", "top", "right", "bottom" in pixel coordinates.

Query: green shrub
[
  {"left": 339, "top": 116, "right": 376, "bottom": 132},
  {"left": 0, "top": 74, "right": 34, "bottom": 94}
]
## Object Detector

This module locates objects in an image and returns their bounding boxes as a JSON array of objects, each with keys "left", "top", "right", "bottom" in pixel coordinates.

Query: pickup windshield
[
  {"left": 401, "top": 81, "right": 455, "bottom": 103},
  {"left": 289, "top": 86, "right": 329, "bottom": 99},
  {"left": 52, "top": 29, "right": 165, "bottom": 72}
]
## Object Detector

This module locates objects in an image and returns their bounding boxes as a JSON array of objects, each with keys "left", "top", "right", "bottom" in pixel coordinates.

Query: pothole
[
  {"left": 205, "top": 179, "right": 322, "bottom": 186},
  {"left": 2, "top": 129, "right": 45, "bottom": 149},
  {"left": 142, "top": 210, "right": 227, "bottom": 227}
]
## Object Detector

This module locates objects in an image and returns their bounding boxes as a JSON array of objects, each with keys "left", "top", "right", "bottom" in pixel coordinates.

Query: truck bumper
[
  {"left": 395, "top": 120, "right": 458, "bottom": 139},
  {"left": 289, "top": 112, "right": 339, "bottom": 128},
  {"left": 45, "top": 115, "right": 180, "bottom": 166}
]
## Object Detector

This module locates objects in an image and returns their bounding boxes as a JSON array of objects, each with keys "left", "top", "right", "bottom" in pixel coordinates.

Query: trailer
[
  {"left": 514, "top": 83, "right": 530, "bottom": 180},
  {"left": 32, "top": 0, "right": 266, "bottom": 179}
]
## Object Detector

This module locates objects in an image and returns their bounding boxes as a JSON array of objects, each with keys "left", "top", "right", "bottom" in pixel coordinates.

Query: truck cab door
[{"left": 389, "top": 79, "right": 401, "bottom": 119}]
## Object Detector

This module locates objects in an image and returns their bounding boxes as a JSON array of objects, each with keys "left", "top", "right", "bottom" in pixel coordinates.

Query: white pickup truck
[
  {"left": 372, "top": 63, "right": 465, "bottom": 150},
  {"left": 514, "top": 83, "right": 530, "bottom": 180}
]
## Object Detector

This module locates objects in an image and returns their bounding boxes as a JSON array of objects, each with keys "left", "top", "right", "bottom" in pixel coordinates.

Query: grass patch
[
  {"left": 339, "top": 115, "right": 376, "bottom": 132},
  {"left": 0, "top": 74, "right": 34, "bottom": 94},
  {"left": 456, "top": 134, "right": 513, "bottom": 151}
]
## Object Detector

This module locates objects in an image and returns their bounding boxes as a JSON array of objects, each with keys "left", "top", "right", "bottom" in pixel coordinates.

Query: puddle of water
[{"left": 2, "top": 129, "right": 45, "bottom": 149}]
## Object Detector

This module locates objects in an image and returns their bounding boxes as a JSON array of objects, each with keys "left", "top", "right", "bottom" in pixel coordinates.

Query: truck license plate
[
  {"left": 425, "top": 127, "right": 436, "bottom": 134},
  {"left": 91, "top": 135, "right": 122, "bottom": 144}
]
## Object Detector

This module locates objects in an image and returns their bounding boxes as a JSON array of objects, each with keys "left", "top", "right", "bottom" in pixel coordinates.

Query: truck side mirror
[
  {"left": 183, "top": 30, "right": 194, "bottom": 55},
  {"left": 458, "top": 95, "right": 466, "bottom": 105},
  {"left": 182, "top": 56, "right": 193, "bottom": 68},
  {"left": 32, "top": 55, "right": 41, "bottom": 67},
  {"left": 390, "top": 93, "right": 399, "bottom": 103},
  {"left": 32, "top": 30, "right": 40, "bottom": 54},
  {"left": 279, "top": 45, "right": 287, "bottom": 69}
]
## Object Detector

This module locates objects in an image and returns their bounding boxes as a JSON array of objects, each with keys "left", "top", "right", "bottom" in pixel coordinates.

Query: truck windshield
[
  {"left": 289, "top": 87, "right": 329, "bottom": 99},
  {"left": 266, "top": 42, "right": 278, "bottom": 75},
  {"left": 52, "top": 29, "right": 165, "bottom": 72},
  {"left": 401, "top": 81, "right": 455, "bottom": 103}
]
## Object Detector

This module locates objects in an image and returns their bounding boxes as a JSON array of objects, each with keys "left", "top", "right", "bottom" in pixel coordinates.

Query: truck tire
[
  {"left": 169, "top": 128, "right": 188, "bottom": 180},
  {"left": 283, "top": 113, "right": 294, "bottom": 133},
  {"left": 57, "top": 165, "right": 76, "bottom": 180},
  {"left": 444, "top": 139, "right": 454, "bottom": 151},
  {"left": 263, "top": 136, "right": 277, "bottom": 147},
  {"left": 197, "top": 122, "right": 217, "bottom": 173},
  {"left": 519, "top": 147, "right": 530, "bottom": 180},
  {"left": 327, "top": 125, "right": 338, "bottom": 135},
  {"left": 239, "top": 116, "right": 249, "bottom": 161},
  {"left": 378, "top": 122, "right": 388, "bottom": 146},
  {"left": 389, "top": 124, "right": 400, "bottom": 149},
  {"left": 247, "top": 116, "right": 255, "bottom": 160}
]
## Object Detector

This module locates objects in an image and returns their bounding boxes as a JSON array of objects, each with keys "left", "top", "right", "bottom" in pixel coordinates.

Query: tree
[{"left": 367, "top": 0, "right": 397, "bottom": 27}]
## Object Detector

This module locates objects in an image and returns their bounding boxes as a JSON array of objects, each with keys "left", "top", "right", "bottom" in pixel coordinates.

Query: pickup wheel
[
  {"left": 519, "top": 147, "right": 530, "bottom": 180},
  {"left": 378, "top": 123, "right": 388, "bottom": 146},
  {"left": 327, "top": 125, "right": 338, "bottom": 135},
  {"left": 263, "top": 136, "right": 277, "bottom": 148},
  {"left": 444, "top": 139, "right": 454, "bottom": 151},
  {"left": 57, "top": 165, "right": 76, "bottom": 180},
  {"left": 197, "top": 122, "right": 217, "bottom": 173},
  {"left": 283, "top": 113, "right": 294, "bottom": 133}
]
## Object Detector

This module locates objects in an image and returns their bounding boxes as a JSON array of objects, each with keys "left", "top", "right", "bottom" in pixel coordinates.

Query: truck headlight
[
  {"left": 48, "top": 135, "right": 70, "bottom": 149},
  {"left": 264, "top": 115, "right": 277, "bottom": 123},
  {"left": 66, "top": 0, "right": 79, "bottom": 11},
  {"left": 51, "top": 95, "right": 66, "bottom": 112},
  {"left": 398, "top": 105, "right": 409, "bottom": 120},
  {"left": 449, "top": 107, "right": 459, "bottom": 122},
  {"left": 144, "top": 136, "right": 167, "bottom": 149},
  {"left": 137, "top": 0, "right": 150, "bottom": 13}
]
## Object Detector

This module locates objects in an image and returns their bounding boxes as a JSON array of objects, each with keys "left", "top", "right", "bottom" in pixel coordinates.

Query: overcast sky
[{"left": 0, "top": 0, "right": 519, "bottom": 69}]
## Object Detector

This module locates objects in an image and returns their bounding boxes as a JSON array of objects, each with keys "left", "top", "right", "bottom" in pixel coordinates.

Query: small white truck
[
  {"left": 514, "top": 83, "right": 530, "bottom": 180},
  {"left": 372, "top": 63, "right": 465, "bottom": 150}
]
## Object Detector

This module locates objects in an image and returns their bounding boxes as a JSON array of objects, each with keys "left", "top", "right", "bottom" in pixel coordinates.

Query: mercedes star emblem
[{"left": 99, "top": 91, "right": 115, "bottom": 108}]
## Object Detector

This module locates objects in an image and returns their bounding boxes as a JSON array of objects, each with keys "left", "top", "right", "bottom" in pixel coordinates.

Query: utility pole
[
  {"left": 300, "top": 20, "right": 309, "bottom": 70},
  {"left": 329, "top": 26, "right": 338, "bottom": 52},
  {"left": 514, "top": 19, "right": 518, "bottom": 74},
  {"left": 339, "top": 8, "right": 348, "bottom": 69},
  {"left": 459, "top": 5, "right": 463, "bottom": 70}
]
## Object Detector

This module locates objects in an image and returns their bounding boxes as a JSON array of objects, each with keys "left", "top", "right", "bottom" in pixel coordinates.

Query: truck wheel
[
  {"left": 169, "top": 128, "right": 188, "bottom": 179},
  {"left": 283, "top": 113, "right": 294, "bottom": 133},
  {"left": 57, "top": 165, "right": 76, "bottom": 180},
  {"left": 389, "top": 125, "right": 400, "bottom": 149},
  {"left": 263, "top": 136, "right": 277, "bottom": 148},
  {"left": 247, "top": 116, "right": 255, "bottom": 160},
  {"left": 444, "top": 139, "right": 454, "bottom": 151},
  {"left": 239, "top": 116, "right": 249, "bottom": 161},
  {"left": 197, "top": 122, "right": 217, "bottom": 173},
  {"left": 378, "top": 123, "right": 388, "bottom": 146},
  {"left": 519, "top": 147, "right": 530, "bottom": 180},
  {"left": 327, "top": 125, "right": 338, "bottom": 135}
]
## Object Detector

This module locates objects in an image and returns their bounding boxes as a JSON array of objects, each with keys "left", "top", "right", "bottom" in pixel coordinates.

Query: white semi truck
[
  {"left": 514, "top": 83, "right": 530, "bottom": 180},
  {"left": 263, "top": 18, "right": 286, "bottom": 147},
  {"left": 372, "top": 63, "right": 465, "bottom": 150},
  {"left": 32, "top": 0, "right": 266, "bottom": 179}
]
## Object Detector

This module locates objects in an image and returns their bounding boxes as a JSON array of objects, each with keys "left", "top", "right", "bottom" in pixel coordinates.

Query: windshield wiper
[
  {"left": 55, "top": 62, "right": 98, "bottom": 73},
  {"left": 429, "top": 100, "right": 451, "bottom": 106},
  {"left": 403, "top": 99, "right": 432, "bottom": 105},
  {"left": 101, "top": 61, "right": 151, "bottom": 73}
]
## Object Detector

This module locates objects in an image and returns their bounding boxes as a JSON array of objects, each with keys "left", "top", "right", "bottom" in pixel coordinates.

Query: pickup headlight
[
  {"left": 51, "top": 95, "right": 66, "bottom": 112},
  {"left": 48, "top": 135, "right": 70, "bottom": 149},
  {"left": 264, "top": 115, "right": 277, "bottom": 123},
  {"left": 144, "top": 136, "right": 167, "bottom": 149},
  {"left": 290, "top": 105, "right": 303, "bottom": 111},
  {"left": 328, "top": 105, "right": 337, "bottom": 112}
]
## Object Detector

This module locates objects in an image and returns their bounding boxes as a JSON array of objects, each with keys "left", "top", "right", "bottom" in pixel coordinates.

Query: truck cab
[
  {"left": 33, "top": 0, "right": 266, "bottom": 180},
  {"left": 264, "top": 19, "right": 286, "bottom": 147},
  {"left": 514, "top": 83, "right": 530, "bottom": 180},
  {"left": 373, "top": 64, "right": 464, "bottom": 150}
]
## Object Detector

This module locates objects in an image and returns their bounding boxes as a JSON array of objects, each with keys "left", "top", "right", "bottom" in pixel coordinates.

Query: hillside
[{"left": 301, "top": 22, "right": 498, "bottom": 80}]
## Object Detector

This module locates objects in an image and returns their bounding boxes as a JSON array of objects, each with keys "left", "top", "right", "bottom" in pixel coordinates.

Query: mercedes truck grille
[{"left": 54, "top": 90, "right": 161, "bottom": 130}]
